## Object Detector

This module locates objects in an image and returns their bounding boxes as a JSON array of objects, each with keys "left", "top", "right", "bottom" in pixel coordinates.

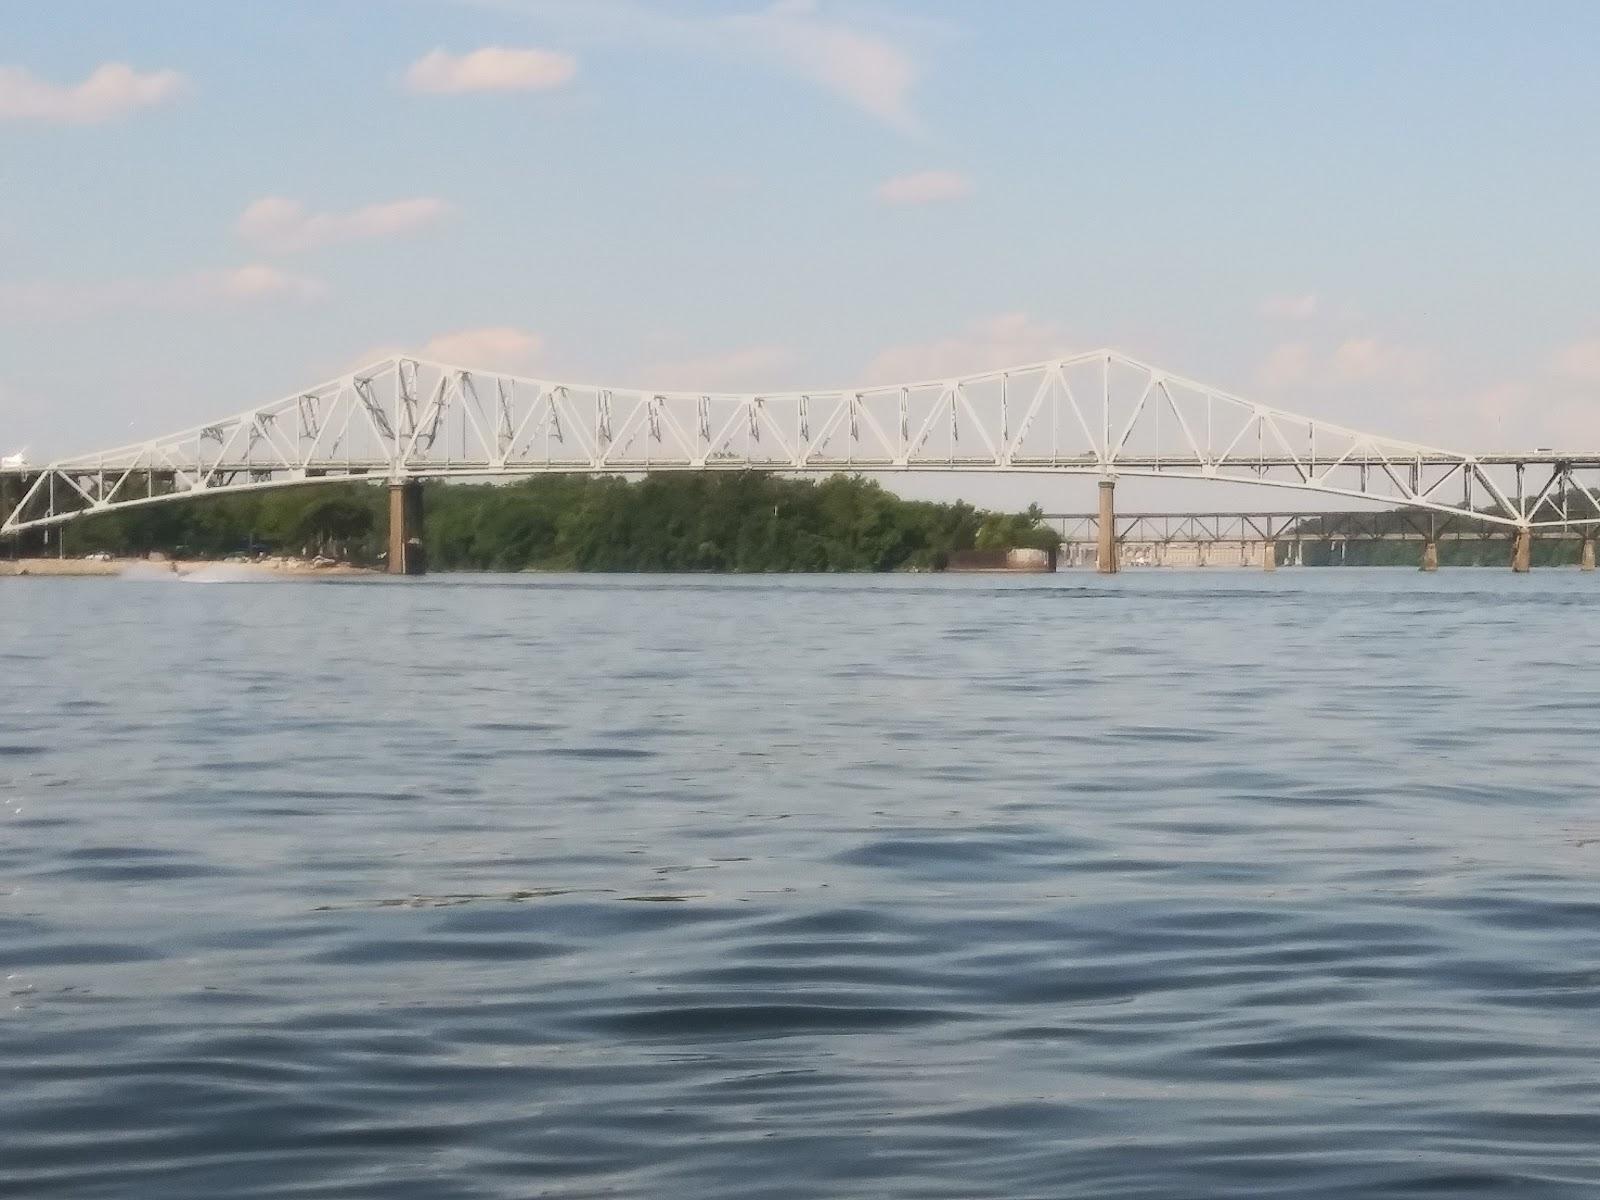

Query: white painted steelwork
[
  {"left": 1044, "top": 510, "right": 1589, "bottom": 545},
  {"left": 6, "top": 350, "right": 1600, "bottom": 534}
]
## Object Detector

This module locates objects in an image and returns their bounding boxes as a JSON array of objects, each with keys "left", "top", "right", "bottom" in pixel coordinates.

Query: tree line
[{"left": 6, "top": 473, "right": 1063, "bottom": 572}]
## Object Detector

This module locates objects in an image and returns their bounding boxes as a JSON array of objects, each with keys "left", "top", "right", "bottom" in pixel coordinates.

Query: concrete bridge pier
[
  {"left": 1262, "top": 539, "right": 1277, "bottom": 572},
  {"left": 1582, "top": 535, "right": 1596, "bottom": 572},
  {"left": 1511, "top": 528, "right": 1532, "bottom": 574},
  {"left": 1096, "top": 479, "right": 1118, "bottom": 575},
  {"left": 1421, "top": 539, "right": 1439, "bottom": 572},
  {"left": 387, "top": 480, "right": 426, "bottom": 576}
]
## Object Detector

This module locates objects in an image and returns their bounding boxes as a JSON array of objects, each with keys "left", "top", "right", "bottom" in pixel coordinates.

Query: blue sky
[{"left": 4, "top": 0, "right": 1600, "bottom": 490}]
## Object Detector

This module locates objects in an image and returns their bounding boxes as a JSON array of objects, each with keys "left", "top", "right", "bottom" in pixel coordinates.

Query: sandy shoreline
[{"left": 0, "top": 557, "right": 376, "bottom": 578}]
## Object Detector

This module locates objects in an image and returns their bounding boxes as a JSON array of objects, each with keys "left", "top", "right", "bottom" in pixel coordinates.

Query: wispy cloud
[
  {"left": 352, "top": 327, "right": 543, "bottom": 372},
  {"left": 1464, "top": 379, "right": 1600, "bottom": 448},
  {"left": 725, "top": 1, "right": 922, "bottom": 132},
  {"left": 422, "top": 327, "right": 542, "bottom": 368},
  {"left": 1255, "top": 336, "right": 1432, "bottom": 391},
  {"left": 874, "top": 169, "right": 972, "bottom": 206},
  {"left": 637, "top": 344, "right": 795, "bottom": 391},
  {"left": 1256, "top": 342, "right": 1314, "bottom": 389},
  {"left": 405, "top": 46, "right": 578, "bottom": 94},
  {"left": 864, "top": 314, "right": 1073, "bottom": 384},
  {"left": 1329, "top": 337, "right": 1432, "bottom": 383},
  {"left": 479, "top": 0, "right": 936, "bottom": 132},
  {"left": 0, "top": 62, "right": 188, "bottom": 124},
  {"left": 1551, "top": 335, "right": 1600, "bottom": 384},
  {"left": 237, "top": 196, "right": 450, "bottom": 254},
  {"left": 1259, "top": 292, "right": 1319, "bottom": 321},
  {"left": 214, "top": 265, "right": 326, "bottom": 302},
  {"left": 0, "top": 264, "right": 325, "bottom": 318}
]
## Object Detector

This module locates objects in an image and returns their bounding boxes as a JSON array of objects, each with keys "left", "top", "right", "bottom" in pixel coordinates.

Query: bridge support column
[
  {"left": 1511, "top": 528, "right": 1532, "bottom": 574},
  {"left": 1262, "top": 540, "right": 1277, "bottom": 572},
  {"left": 1582, "top": 535, "right": 1596, "bottom": 572},
  {"left": 1096, "top": 479, "right": 1118, "bottom": 574},
  {"left": 1421, "top": 539, "right": 1438, "bottom": 572},
  {"left": 387, "top": 480, "right": 426, "bottom": 576}
]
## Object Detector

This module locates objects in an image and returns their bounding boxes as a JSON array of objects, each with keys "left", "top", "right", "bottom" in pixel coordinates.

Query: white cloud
[
  {"left": 212, "top": 264, "right": 326, "bottom": 302},
  {"left": 237, "top": 196, "right": 450, "bottom": 254},
  {"left": 0, "top": 265, "right": 326, "bottom": 317},
  {"left": 1330, "top": 337, "right": 1431, "bottom": 383},
  {"left": 0, "top": 62, "right": 188, "bottom": 124},
  {"left": 494, "top": 0, "right": 934, "bottom": 132},
  {"left": 1259, "top": 292, "right": 1319, "bottom": 321},
  {"left": 1465, "top": 382, "right": 1531, "bottom": 435},
  {"left": 637, "top": 345, "right": 795, "bottom": 391},
  {"left": 1448, "top": 337, "right": 1600, "bottom": 447},
  {"left": 1256, "top": 342, "right": 1313, "bottom": 389},
  {"left": 874, "top": 169, "right": 972, "bottom": 206},
  {"left": 725, "top": 1, "right": 922, "bottom": 131},
  {"left": 347, "top": 328, "right": 541, "bottom": 372},
  {"left": 1464, "top": 380, "right": 1600, "bottom": 448},
  {"left": 420, "top": 327, "right": 543, "bottom": 369},
  {"left": 864, "top": 314, "right": 1073, "bottom": 384},
  {"left": 1551, "top": 336, "right": 1600, "bottom": 384},
  {"left": 1255, "top": 337, "right": 1431, "bottom": 391},
  {"left": 405, "top": 46, "right": 578, "bottom": 94}
]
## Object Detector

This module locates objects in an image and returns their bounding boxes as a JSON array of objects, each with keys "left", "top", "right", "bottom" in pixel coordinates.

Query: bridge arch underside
[{"left": 6, "top": 351, "right": 1600, "bottom": 535}]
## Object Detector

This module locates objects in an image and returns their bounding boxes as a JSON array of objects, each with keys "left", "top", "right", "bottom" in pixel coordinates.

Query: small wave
[
  {"left": 583, "top": 1000, "right": 961, "bottom": 1038},
  {"left": 178, "top": 564, "right": 271, "bottom": 584},
  {"left": 115, "top": 561, "right": 177, "bottom": 581}
]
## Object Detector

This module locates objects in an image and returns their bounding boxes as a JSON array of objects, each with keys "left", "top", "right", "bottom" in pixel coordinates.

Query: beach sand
[{"left": 0, "top": 557, "right": 376, "bottom": 578}]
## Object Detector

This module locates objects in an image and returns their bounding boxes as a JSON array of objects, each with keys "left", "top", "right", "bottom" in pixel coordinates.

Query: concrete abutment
[
  {"left": 387, "top": 481, "right": 426, "bottom": 576},
  {"left": 1096, "top": 480, "right": 1118, "bottom": 575},
  {"left": 1511, "top": 529, "right": 1532, "bottom": 574}
]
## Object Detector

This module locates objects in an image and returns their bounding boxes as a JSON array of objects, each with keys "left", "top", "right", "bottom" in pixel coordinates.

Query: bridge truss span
[{"left": 5, "top": 349, "right": 1600, "bottom": 535}]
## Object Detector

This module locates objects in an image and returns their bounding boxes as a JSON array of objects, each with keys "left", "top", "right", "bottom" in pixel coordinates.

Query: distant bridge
[
  {"left": 4, "top": 350, "right": 1599, "bottom": 573},
  {"left": 1045, "top": 510, "right": 1600, "bottom": 571}
]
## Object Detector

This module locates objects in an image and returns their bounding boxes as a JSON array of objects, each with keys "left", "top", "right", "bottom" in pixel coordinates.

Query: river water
[{"left": 2, "top": 570, "right": 1598, "bottom": 1198}]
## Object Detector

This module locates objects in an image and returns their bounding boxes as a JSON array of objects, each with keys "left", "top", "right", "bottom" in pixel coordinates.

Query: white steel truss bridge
[{"left": 5, "top": 350, "right": 1600, "bottom": 546}]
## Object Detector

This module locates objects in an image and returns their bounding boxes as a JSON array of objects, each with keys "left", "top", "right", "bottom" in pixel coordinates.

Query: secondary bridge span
[
  {"left": 4, "top": 350, "right": 1599, "bottom": 573},
  {"left": 1046, "top": 510, "right": 1600, "bottom": 571}
]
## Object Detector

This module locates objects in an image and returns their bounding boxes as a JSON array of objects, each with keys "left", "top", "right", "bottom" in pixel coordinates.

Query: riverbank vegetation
[{"left": 8, "top": 474, "right": 1062, "bottom": 572}]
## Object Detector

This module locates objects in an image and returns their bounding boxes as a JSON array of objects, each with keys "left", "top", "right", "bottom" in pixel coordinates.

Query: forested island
[
  {"left": 6, "top": 474, "right": 1061, "bottom": 572},
  {"left": 7, "top": 471, "right": 1595, "bottom": 570}
]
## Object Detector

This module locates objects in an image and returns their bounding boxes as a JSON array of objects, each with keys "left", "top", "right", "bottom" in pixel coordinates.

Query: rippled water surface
[{"left": 3, "top": 570, "right": 1599, "bottom": 1198}]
